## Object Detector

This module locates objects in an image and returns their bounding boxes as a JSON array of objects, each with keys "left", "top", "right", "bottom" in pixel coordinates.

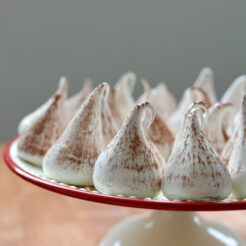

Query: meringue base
[
  {"left": 17, "top": 150, "right": 43, "bottom": 167},
  {"left": 99, "top": 211, "right": 242, "bottom": 246}
]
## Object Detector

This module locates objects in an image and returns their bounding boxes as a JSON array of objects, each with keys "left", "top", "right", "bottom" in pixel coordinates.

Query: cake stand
[{"left": 4, "top": 137, "right": 246, "bottom": 246}]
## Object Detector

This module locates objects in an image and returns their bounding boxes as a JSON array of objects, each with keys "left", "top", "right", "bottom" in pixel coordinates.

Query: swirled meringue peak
[
  {"left": 65, "top": 77, "right": 92, "bottom": 121},
  {"left": 93, "top": 102, "right": 164, "bottom": 198},
  {"left": 205, "top": 103, "right": 233, "bottom": 154},
  {"left": 193, "top": 67, "right": 217, "bottom": 104},
  {"left": 138, "top": 79, "right": 177, "bottom": 120},
  {"left": 227, "top": 94, "right": 246, "bottom": 199},
  {"left": 17, "top": 80, "right": 67, "bottom": 166},
  {"left": 137, "top": 80, "right": 175, "bottom": 161},
  {"left": 163, "top": 102, "right": 232, "bottom": 201},
  {"left": 169, "top": 87, "right": 211, "bottom": 133},
  {"left": 43, "top": 83, "right": 109, "bottom": 186},
  {"left": 108, "top": 72, "right": 136, "bottom": 127},
  {"left": 18, "top": 77, "right": 68, "bottom": 134}
]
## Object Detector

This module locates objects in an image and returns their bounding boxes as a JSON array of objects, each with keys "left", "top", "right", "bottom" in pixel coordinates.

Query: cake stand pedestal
[{"left": 4, "top": 138, "right": 246, "bottom": 246}]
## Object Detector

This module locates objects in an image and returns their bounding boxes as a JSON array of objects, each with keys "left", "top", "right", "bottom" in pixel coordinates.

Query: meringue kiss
[
  {"left": 17, "top": 80, "right": 67, "bottom": 166},
  {"left": 138, "top": 79, "right": 177, "bottom": 120},
  {"left": 193, "top": 67, "right": 217, "bottom": 104},
  {"left": 65, "top": 77, "right": 92, "bottom": 121},
  {"left": 205, "top": 103, "right": 233, "bottom": 154},
  {"left": 93, "top": 102, "right": 164, "bottom": 198},
  {"left": 163, "top": 103, "right": 232, "bottom": 201},
  {"left": 227, "top": 94, "right": 246, "bottom": 199},
  {"left": 137, "top": 80, "right": 175, "bottom": 161},
  {"left": 108, "top": 72, "right": 136, "bottom": 127},
  {"left": 169, "top": 87, "right": 211, "bottom": 133},
  {"left": 101, "top": 88, "right": 119, "bottom": 147},
  {"left": 18, "top": 77, "right": 68, "bottom": 134},
  {"left": 221, "top": 75, "right": 246, "bottom": 111},
  {"left": 43, "top": 83, "right": 109, "bottom": 186}
]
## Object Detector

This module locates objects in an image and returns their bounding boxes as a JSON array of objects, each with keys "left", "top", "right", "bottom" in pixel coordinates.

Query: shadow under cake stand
[{"left": 4, "top": 137, "right": 246, "bottom": 246}]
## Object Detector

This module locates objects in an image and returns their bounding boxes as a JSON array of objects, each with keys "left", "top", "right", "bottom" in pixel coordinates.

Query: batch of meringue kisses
[{"left": 16, "top": 68, "right": 246, "bottom": 201}]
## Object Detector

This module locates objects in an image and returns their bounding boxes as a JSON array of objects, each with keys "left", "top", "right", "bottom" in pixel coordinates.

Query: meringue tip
[
  {"left": 58, "top": 76, "right": 68, "bottom": 87},
  {"left": 118, "top": 72, "right": 136, "bottom": 92},
  {"left": 201, "top": 67, "right": 213, "bottom": 74},
  {"left": 134, "top": 102, "right": 155, "bottom": 129},
  {"left": 141, "top": 79, "right": 151, "bottom": 93},
  {"left": 57, "top": 77, "right": 68, "bottom": 95}
]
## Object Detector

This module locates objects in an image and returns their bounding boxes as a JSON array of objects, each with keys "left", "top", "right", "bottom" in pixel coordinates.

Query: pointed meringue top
[
  {"left": 193, "top": 67, "right": 217, "bottom": 104},
  {"left": 18, "top": 77, "right": 68, "bottom": 134},
  {"left": 66, "top": 77, "right": 92, "bottom": 120},
  {"left": 43, "top": 83, "right": 109, "bottom": 185},
  {"left": 227, "top": 94, "right": 246, "bottom": 198},
  {"left": 138, "top": 79, "right": 177, "bottom": 120},
  {"left": 221, "top": 75, "right": 246, "bottom": 109},
  {"left": 205, "top": 103, "right": 233, "bottom": 154},
  {"left": 93, "top": 102, "right": 164, "bottom": 198},
  {"left": 168, "top": 87, "right": 211, "bottom": 133},
  {"left": 220, "top": 75, "right": 246, "bottom": 138},
  {"left": 17, "top": 82, "right": 67, "bottom": 166},
  {"left": 108, "top": 72, "right": 136, "bottom": 127},
  {"left": 163, "top": 102, "right": 232, "bottom": 201}
]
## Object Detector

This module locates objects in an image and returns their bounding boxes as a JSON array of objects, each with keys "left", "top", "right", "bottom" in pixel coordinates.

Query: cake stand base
[{"left": 99, "top": 211, "right": 242, "bottom": 246}]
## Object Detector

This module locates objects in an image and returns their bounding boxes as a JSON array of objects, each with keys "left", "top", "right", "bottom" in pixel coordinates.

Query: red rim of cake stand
[{"left": 4, "top": 137, "right": 246, "bottom": 211}]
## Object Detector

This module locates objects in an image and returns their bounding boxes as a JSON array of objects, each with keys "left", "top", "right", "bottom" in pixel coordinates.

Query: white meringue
[
  {"left": 147, "top": 114, "right": 174, "bottom": 162},
  {"left": 221, "top": 75, "right": 246, "bottom": 137},
  {"left": 169, "top": 87, "right": 211, "bottom": 133},
  {"left": 227, "top": 94, "right": 246, "bottom": 199},
  {"left": 65, "top": 77, "right": 92, "bottom": 121},
  {"left": 163, "top": 102, "right": 232, "bottom": 201},
  {"left": 137, "top": 80, "right": 175, "bottom": 161},
  {"left": 221, "top": 75, "right": 246, "bottom": 109},
  {"left": 93, "top": 102, "right": 164, "bottom": 198},
  {"left": 18, "top": 77, "right": 68, "bottom": 135},
  {"left": 221, "top": 129, "right": 238, "bottom": 166},
  {"left": 108, "top": 72, "right": 136, "bottom": 127},
  {"left": 193, "top": 67, "right": 217, "bottom": 104},
  {"left": 205, "top": 103, "right": 233, "bottom": 154},
  {"left": 17, "top": 81, "right": 67, "bottom": 166},
  {"left": 43, "top": 83, "right": 109, "bottom": 186},
  {"left": 101, "top": 87, "right": 119, "bottom": 147},
  {"left": 138, "top": 79, "right": 177, "bottom": 120}
]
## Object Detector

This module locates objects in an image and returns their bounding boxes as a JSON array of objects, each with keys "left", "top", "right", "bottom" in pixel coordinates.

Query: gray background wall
[{"left": 0, "top": 0, "right": 246, "bottom": 141}]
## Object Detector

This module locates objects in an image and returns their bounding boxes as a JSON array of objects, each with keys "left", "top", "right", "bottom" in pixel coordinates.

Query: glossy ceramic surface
[{"left": 99, "top": 211, "right": 243, "bottom": 246}]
